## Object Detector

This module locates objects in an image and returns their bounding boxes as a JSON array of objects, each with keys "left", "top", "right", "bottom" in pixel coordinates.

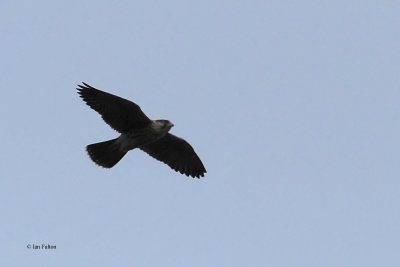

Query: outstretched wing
[
  {"left": 77, "top": 82, "right": 151, "bottom": 132},
  {"left": 140, "top": 133, "right": 206, "bottom": 178}
]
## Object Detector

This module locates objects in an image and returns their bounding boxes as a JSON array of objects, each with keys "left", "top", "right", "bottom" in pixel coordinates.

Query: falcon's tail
[{"left": 86, "top": 139, "right": 126, "bottom": 168}]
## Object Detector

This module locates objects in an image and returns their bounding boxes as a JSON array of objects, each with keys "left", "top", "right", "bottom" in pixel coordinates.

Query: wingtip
[
  {"left": 76, "top": 82, "right": 86, "bottom": 91},
  {"left": 76, "top": 82, "right": 94, "bottom": 90},
  {"left": 76, "top": 82, "right": 97, "bottom": 95},
  {"left": 190, "top": 170, "right": 206, "bottom": 179}
]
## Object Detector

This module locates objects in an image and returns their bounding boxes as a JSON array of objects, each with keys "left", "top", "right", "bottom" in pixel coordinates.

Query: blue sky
[{"left": 1, "top": 0, "right": 399, "bottom": 266}]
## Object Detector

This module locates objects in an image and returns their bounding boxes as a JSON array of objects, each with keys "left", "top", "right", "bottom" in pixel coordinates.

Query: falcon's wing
[
  {"left": 140, "top": 133, "right": 206, "bottom": 178},
  {"left": 77, "top": 82, "right": 151, "bottom": 132}
]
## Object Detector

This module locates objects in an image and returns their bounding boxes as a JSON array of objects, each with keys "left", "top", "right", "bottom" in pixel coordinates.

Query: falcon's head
[{"left": 153, "top": 119, "right": 174, "bottom": 132}]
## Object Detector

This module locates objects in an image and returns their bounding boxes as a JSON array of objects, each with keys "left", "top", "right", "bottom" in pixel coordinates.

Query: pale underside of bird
[{"left": 77, "top": 82, "right": 206, "bottom": 178}]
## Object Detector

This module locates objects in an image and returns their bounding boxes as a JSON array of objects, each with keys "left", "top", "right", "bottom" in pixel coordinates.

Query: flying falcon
[{"left": 77, "top": 82, "right": 206, "bottom": 178}]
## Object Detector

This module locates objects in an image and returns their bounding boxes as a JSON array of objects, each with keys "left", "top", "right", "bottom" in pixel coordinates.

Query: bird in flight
[{"left": 77, "top": 82, "right": 206, "bottom": 178}]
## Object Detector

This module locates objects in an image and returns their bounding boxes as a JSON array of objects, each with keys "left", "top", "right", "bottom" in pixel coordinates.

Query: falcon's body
[
  {"left": 117, "top": 120, "right": 173, "bottom": 151},
  {"left": 77, "top": 82, "right": 206, "bottom": 178}
]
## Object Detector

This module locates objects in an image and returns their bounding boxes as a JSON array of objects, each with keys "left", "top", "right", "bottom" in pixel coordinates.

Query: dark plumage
[{"left": 77, "top": 82, "right": 206, "bottom": 178}]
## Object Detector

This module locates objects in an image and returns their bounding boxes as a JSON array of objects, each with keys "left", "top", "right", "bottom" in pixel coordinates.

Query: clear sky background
[{"left": 1, "top": 0, "right": 399, "bottom": 266}]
